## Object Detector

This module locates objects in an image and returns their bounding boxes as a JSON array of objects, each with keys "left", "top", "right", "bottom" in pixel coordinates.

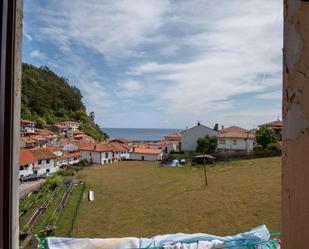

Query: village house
[
  {"left": 49, "top": 124, "right": 69, "bottom": 136},
  {"left": 129, "top": 147, "right": 163, "bottom": 161},
  {"left": 29, "top": 148, "right": 58, "bottom": 175},
  {"left": 164, "top": 132, "right": 181, "bottom": 142},
  {"left": 60, "top": 121, "right": 80, "bottom": 131},
  {"left": 19, "top": 148, "right": 58, "bottom": 177},
  {"left": 19, "top": 149, "right": 36, "bottom": 178},
  {"left": 79, "top": 143, "right": 115, "bottom": 165},
  {"left": 146, "top": 141, "right": 179, "bottom": 154},
  {"left": 57, "top": 151, "right": 81, "bottom": 168},
  {"left": 20, "top": 119, "right": 35, "bottom": 133},
  {"left": 108, "top": 142, "right": 131, "bottom": 160},
  {"left": 181, "top": 122, "right": 219, "bottom": 152},
  {"left": 217, "top": 126, "right": 255, "bottom": 153},
  {"left": 20, "top": 136, "right": 38, "bottom": 148},
  {"left": 45, "top": 144, "right": 81, "bottom": 167},
  {"left": 258, "top": 119, "right": 283, "bottom": 140}
]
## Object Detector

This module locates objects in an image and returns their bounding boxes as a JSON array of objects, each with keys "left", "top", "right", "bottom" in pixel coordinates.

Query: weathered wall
[{"left": 283, "top": 0, "right": 309, "bottom": 248}]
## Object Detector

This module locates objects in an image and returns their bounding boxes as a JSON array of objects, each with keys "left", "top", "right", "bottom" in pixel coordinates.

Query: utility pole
[{"left": 203, "top": 150, "right": 208, "bottom": 187}]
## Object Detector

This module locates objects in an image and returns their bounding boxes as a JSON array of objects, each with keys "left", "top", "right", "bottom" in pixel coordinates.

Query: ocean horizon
[{"left": 103, "top": 128, "right": 183, "bottom": 141}]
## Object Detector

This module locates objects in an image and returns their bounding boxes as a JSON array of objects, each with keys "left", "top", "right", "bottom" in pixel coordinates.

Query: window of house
[{"left": 3, "top": 1, "right": 288, "bottom": 249}]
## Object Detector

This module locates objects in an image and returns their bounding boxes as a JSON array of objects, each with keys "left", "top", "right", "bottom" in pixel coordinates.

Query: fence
[{"left": 67, "top": 182, "right": 85, "bottom": 237}]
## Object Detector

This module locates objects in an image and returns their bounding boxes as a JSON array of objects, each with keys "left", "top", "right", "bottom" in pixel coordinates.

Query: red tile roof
[
  {"left": 59, "top": 151, "right": 80, "bottom": 159},
  {"left": 164, "top": 133, "right": 181, "bottom": 139},
  {"left": 131, "top": 147, "right": 162, "bottom": 155},
  {"left": 108, "top": 142, "right": 130, "bottom": 152},
  {"left": 21, "top": 137, "right": 37, "bottom": 144},
  {"left": 259, "top": 120, "right": 283, "bottom": 128},
  {"left": 19, "top": 149, "right": 36, "bottom": 165},
  {"left": 219, "top": 126, "right": 255, "bottom": 139},
  {"left": 79, "top": 143, "right": 114, "bottom": 152},
  {"left": 20, "top": 119, "right": 35, "bottom": 125},
  {"left": 29, "top": 148, "right": 57, "bottom": 160}
]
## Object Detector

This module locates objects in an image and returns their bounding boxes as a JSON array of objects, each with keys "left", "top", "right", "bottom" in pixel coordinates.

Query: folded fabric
[
  {"left": 47, "top": 224, "right": 271, "bottom": 249},
  {"left": 47, "top": 237, "right": 140, "bottom": 249},
  {"left": 162, "top": 240, "right": 224, "bottom": 249},
  {"left": 139, "top": 224, "right": 270, "bottom": 248}
]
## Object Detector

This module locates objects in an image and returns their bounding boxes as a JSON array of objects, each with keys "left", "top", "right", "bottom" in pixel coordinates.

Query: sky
[{"left": 23, "top": 0, "right": 283, "bottom": 129}]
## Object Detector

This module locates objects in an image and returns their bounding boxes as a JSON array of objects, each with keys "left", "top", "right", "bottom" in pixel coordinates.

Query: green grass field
[{"left": 73, "top": 157, "right": 281, "bottom": 238}]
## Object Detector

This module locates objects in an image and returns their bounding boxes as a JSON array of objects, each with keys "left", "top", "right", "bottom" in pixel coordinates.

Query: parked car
[{"left": 20, "top": 174, "right": 40, "bottom": 182}]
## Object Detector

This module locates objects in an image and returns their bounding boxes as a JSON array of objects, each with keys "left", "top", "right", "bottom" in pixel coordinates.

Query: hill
[{"left": 21, "top": 63, "right": 108, "bottom": 141}]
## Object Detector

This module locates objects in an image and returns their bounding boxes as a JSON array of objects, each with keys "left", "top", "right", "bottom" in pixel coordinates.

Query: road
[{"left": 19, "top": 179, "right": 45, "bottom": 200}]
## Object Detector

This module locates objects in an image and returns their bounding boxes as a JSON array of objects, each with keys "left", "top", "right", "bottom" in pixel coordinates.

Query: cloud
[
  {"left": 24, "top": 0, "right": 283, "bottom": 128},
  {"left": 117, "top": 80, "right": 142, "bottom": 97},
  {"left": 30, "top": 49, "right": 46, "bottom": 60},
  {"left": 33, "top": 0, "right": 170, "bottom": 62},
  {"left": 256, "top": 90, "right": 282, "bottom": 100}
]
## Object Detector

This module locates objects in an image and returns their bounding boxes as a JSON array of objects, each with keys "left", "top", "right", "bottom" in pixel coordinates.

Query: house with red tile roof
[
  {"left": 145, "top": 141, "right": 180, "bottom": 154},
  {"left": 164, "top": 132, "right": 181, "bottom": 142},
  {"left": 19, "top": 148, "right": 58, "bottom": 177},
  {"left": 218, "top": 126, "right": 255, "bottom": 153},
  {"left": 29, "top": 148, "right": 58, "bottom": 175},
  {"left": 80, "top": 143, "right": 116, "bottom": 165},
  {"left": 20, "top": 119, "right": 35, "bottom": 133},
  {"left": 129, "top": 146, "right": 163, "bottom": 161},
  {"left": 80, "top": 142, "right": 131, "bottom": 165},
  {"left": 20, "top": 136, "right": 38, "bottom": 148},
  {"left": 258, "top": 119, "right": 283, "bottom": 140},
  {"left": 19, "top": 149, "right": 36, "bottom": 178}
]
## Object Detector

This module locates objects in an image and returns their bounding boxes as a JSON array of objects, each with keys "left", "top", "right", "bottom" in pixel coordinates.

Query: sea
[{"left": 103, "top": 128, "right": 183, "bottom": 141}]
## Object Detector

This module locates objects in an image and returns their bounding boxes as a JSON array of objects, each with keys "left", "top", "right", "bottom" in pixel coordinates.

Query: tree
[
  {"left": 196, "top": 135, "right": 218, "bottom": 154},
  {"left": 36, "top": 117, "right": 47, "bottom": 129},
  {"left": 256, "top": 126, "right": 278, "bottom": 149},
  {"left": 89, "top": 111, "right": 95, "bottom": 121}
]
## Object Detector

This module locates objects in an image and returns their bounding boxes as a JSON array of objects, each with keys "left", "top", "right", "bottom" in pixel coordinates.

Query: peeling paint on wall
[{"left": 283, "top": 1, "right": 309, "bottom": 248}]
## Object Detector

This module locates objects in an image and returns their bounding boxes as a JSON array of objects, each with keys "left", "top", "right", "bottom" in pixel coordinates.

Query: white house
[
  {"left": 108, "top": 142, "right": 131, "bottom": 160},
  {"left": 181, "top": 123, "right": 219, "bottom": 152},
  {"left": 129, "top": 147, "right": 163, "bottom": 161},
  {"left": 19, "top": 148, "right": 58, "bottom": 177},
  {"left": 80, "top": 143, "right": 114, "bottom": 165},
  {"left": 20, "top": 119, "right": 35, "bottom": 133},
  {"left": 217, "top": 126, "right": 255, "bottom": 153},
  {"left": 60, "top": 121, "right": 80, "bottom": 131},
  {"left": 146, "top": 141, "right": 179, "bottom": 154},
  {"left": 57, "top": 151, "right": 81, "bottom": 167},
  {"left": 30, "top": 148, "right": 58, "bottom": 175},
  {"left": 19, "top": 149, "right": 35, "bottom": 178}
]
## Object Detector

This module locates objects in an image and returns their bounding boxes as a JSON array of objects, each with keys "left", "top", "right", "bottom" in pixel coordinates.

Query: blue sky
[{"left": 23, "top": 0, "right": 283, "bottom": 129}]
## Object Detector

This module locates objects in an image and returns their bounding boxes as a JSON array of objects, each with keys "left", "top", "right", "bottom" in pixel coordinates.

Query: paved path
[{"left": 19, "top": 179, "right": 45, "bottom": 200}]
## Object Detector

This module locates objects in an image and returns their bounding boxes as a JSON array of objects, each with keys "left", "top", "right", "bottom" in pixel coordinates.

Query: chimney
[
  {"left": 221, "top": 125, "right": 224, "bottom": 130},
  {"left": 213, "top": 123, "right": 219, "bottom": 131},
  {"left": 197, "top": 122, "right": 201, "bottom": 126}
]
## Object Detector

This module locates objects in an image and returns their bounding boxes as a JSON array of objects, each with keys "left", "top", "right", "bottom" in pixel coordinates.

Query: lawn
[{"left": 73, "top": 157, "right": 281, "bottom": 238}]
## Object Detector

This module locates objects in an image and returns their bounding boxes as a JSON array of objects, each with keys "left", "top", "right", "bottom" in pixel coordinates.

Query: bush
[
  {"left": 73, "top": 159, "right": 89, "bottom": 167},
  {"left": 256, "top": 126, "right": 278, "bottom": 149},
  {"left": 46, "top": 174, "right": 62, "bottom": 190},
  {"left": 36, "top": 117, "right": 47, "bottom": 129},
  {"left": 196, "top": 135, "right": 217, "bottom": 153},
  {"left": 266, "top": 142, "right": 280, "bottom": 151},
  {"left": 253, "top": 144, "right": 264, "bottom": 151}
]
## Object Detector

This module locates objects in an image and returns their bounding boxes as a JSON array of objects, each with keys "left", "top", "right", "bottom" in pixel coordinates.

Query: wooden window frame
[{"left": 0, "top": 0, "right": 22, "bottom": 248}]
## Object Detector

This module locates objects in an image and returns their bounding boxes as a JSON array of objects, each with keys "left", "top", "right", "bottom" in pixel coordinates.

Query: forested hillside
[{"left": 21, "top": 63, "right": 107, "bottom": 141}]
